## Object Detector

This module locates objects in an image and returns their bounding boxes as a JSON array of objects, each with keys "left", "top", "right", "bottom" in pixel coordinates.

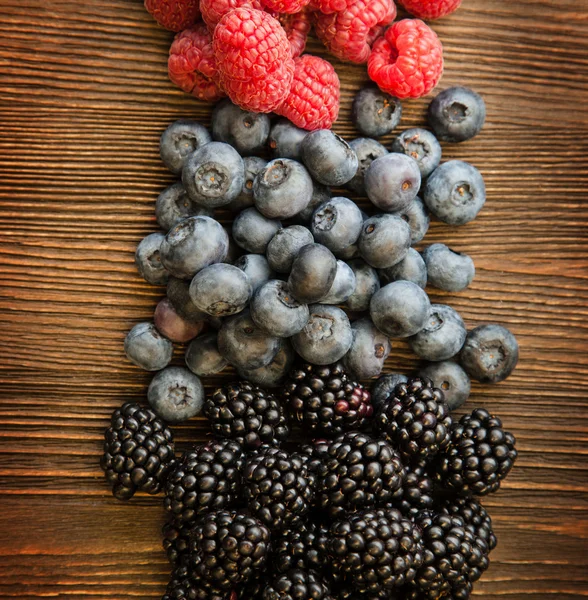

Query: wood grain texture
[{"left": 0, "top": 0, "right": 587, "bottom": 598}]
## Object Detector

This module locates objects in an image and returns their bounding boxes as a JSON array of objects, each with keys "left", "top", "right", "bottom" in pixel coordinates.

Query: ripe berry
[
  {"left": 422, "top": 243, "right": 476, "bottom": 292},
  {"left": 148, "top": 366, "right": 205, "bottom": 423},
  {"left": 135, "top": 232, "right": 169, "bottom": 286},
  {"left": 145, "top": 0, "right": 201, "bottom": 32},
  {"left": 358, "top": 214, "right": 411, "bottom": 269},
  {"left": 301, "top": 130, "right": 359, "bottom": 187},
  {"left": 409, "top": 304, "right": 467, "bottom": 361},
  {"left": 200, "top": 0, "right": 263, "bottom": 29},
  {"left": 154, "top": 298, "right": 205, "bottom": 343},
  {"left": 352, "top": 86, "right": 402, "bottom": 138},
  {"left": 185, "top": 332, "right": 229, "bottom": 377},
  {"left": 398, "top": 0, "right": 461, "bottom": 20},
  {"left": 238, "top": 339, "right": 295, "bottom": 389},
  {"left": 234, "top": 254, "right": 276, "bottom": 292},
  {"left": 418, "top": 360, "right": 471, "bottom": 411},
  {"left": 288, "top": 243, "right": 338, "bottom": 304},
  {"left": 345, "top": 258, "right": 380, "bottom": 312},
  {"left": 379, "top": 247, "right": 427, "bottom": 289},
  {"left": 266, "top": 225, "right": 315, "bottom": 274},
  {"left": 160, "top": 120, "right": 211, "bottom": 175},
  {"left": 156, "top": 182, "right": 214, "bottom": 232},
  {"left": 277, "top": 9, "right": 312, "bottom": 58},
  {"left": 319, "top": 260, "right": 356, "bottom": 305},
  {"left": 232, "top": 207, "right": 282, "bottom": 254},
  {"left": 392, "top": 128, "right": 442, "bottom": 178},
  {"left": 346, "top": 137, "right": 388, "bottom": 196},
  {"left": 343, "top": 317, "right": 391, "bottom": 380},
  {"left": 310, "top": 197, "right": 364, "bottom": 255},
  {"left": 261, "top": 0, "right": 310, "bottom": 14},
  {"left": 124, "top": 322, "right": 173, "bottom": 372},
  {"left": 428, "top": 86, "right": 486, "bottom": 142}
]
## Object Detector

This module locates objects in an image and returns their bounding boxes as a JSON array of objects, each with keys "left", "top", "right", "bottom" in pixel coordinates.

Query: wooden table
[{"left": 0, "top": 0, "right": 587, "bottom": 598}]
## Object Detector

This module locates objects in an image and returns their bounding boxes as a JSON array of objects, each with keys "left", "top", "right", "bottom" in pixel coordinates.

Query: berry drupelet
[
  {"left": 163, "top": 561, "right": 230, "bottom": 600},
  {"left": 397, "top": 458, "right": 435, "bottom": 518},
  {"left": 100, "top": 402, "right": 175, "bottom": 500},
  {"left": 164, "top": 439, "right": 244, "bottom": 524},
  {"left": 162, "top": 519, "right": 192, "bottom": 566},
  {"left": 204, "top": 381, "right": 290, "bottom": 450},
  {"left": 376, "top": 378, "right": 452, "bottom": 462},
  {"left": 436, "top": 408, "right": 518, "bottom": 496},
  {"left": 440, "top": 496, "right": 497, "bottom": 553},
  {"left": 243, "top": 446, "right": 315, "bottom": 531},
  {"left": 262, "top": 569, "right": 332, "bottom": 600},
  {"left": 273, "top": 521, "right": 329, "bottom": 574},
  {"left": 284, "top": 362, "right": 373, "bottom": 437}
]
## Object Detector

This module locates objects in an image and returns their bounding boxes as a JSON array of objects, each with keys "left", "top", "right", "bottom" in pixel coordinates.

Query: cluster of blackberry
[{"left": 102, "top": 372, "right": 517, "bottom": 600}]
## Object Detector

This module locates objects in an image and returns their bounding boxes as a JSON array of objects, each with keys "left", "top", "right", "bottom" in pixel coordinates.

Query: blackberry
[
  {"left": 329, "top": 507, "right": 423, "bottom": 594},
  {"left": 100, "top": 402, "right": 175, "bottom": 500},
  {"left": 162, "top": 519, "right": 192, "bottom": 566},
  {"left": 314, "top": 432, "right": 405, "bottom": 518},
  {"left": 436, "top": 408, "right": 517, "bottom": 496},
  {"left": 163, "top": 561, "right": 230, "bottom": 600},
  {"left": 375, "top": 378, "right": 452, "bottom": 462},
  {"left": 273, "top": 522, "right": 329, "bottom": 573},
  {"left": 164, "top": 439, "right": 245, "bottom": 523},
  {"left": 262, "top": 569, "right": 332, "bottom": 600},
  {"left": 186, "top": 510, "right": 271, "bottom": 590},
  {"left": 284, "top": 362, "right": 373, "bottom": 437},
  {"left": 243, "top": 446, "right": 315, "bottom": 531},
  {"left": 412, "top": 512, "right": 489, "bottom": 599},
  {"left": 205, "top": 381, "right": 290, "bottom": 451},
  {"left": 398, "top": 459, "right": 435, "bottom": 518},
  {"left": 440, "top": 496, "right": 497, "bottom": 553}
]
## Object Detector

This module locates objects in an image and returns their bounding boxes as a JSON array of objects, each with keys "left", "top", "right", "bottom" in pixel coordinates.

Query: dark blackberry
[
  {"left": 164, "top": 439, "right": 245, "bottom": 524},
  {"left": 243, "top": 446, "right": 315, "bottom": 531},
  {"left": 100, "top": 402, "right": 175, "bottom": 500},
  {"left": 262, "top": 569, "right": 332, "bottom": 600},
  {"left": 273, "top": 522, "right": 329, "bottom": 573},
  {"left": 315, "top": 432, "right": 405, "bottom": 518},
  {"left": 436, "top": 408, "right": 517, "bottom": 496},
  {"left": 186, "top": 510, "right": 271, "bottom": 590},
  {"left": 162, "top": 519, "right": 192, "bottom": 566},
  {"left": 412, "top": 512, "right": 489, "bottom": 599},
  {"left": 375, "top": 378, "right": 452, "bottom": 462},
  {"left": 329, "top": 507, "right": 423, "bottom": 594},
  {"left": 398, "top": 459, "right": 435, "bottom": 518},
  {"left": 284, "top": 362, "right": 373, "bottom": 437},
  {"left": 205, "top": 381, "right": 290, "bottom": 450},
  {"left": 440, "top": 496, "right": 497, "bottom": 552},
  {"left": 163, "top": 561, "right": 230, "bottom": 600}
]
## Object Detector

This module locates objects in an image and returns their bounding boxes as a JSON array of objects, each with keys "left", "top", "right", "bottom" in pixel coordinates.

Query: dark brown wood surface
[{"left": 0, "top": 0, "right": 587, "bottom": 598}]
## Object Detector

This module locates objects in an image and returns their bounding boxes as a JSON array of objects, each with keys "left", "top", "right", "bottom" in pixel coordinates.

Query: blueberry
[
  {"left": 371, "top": 373, "right": 408, "bottom": 411},
  {"left": 347, "top": 138, "right": 388, "bottom": 196},
  {"left": 358, "top": 214, "right": 411, "bottom": 269},
  {"left": 394, "top": 197, "right": 430, "bottom": 245},
  {"left": 124, "top": 322, "right": 173, "bottom": 371},
  {"left": 160, "top": 216, "right": 229, "bottom": 279},
  {"left": 167, "top": 276, "right": 209, "bottom": 323},
  {"left": 218, "top": 310, "right": 281, "bottom": 370},
  {"left": 232, "top": 208, "right": 282, "bottom": 254},
  {"left": 418, "top": 360, "right": 471, "bottom": 410},
  {"left": 189, "top": 263, "right": 252, "bottom": 317},
  {"left": 422, "top": 243, "right": 475, "bottom": 292},
  {"left": 391, "top": 128, "right": 442, "bottom": 178},
  {"left": 310, "top": 197, "right": 364, "bottom": 255},
  {"left": 182, "top": 141, "right": 244, "bottom": 208},
  {"left": 365, "top": 153, "right": 421, "bottom": 213},
  {"left": 227, "top": 156, "right": 268, "bottom": 213},
  {"left": 370, "top": 281, "right": 431, "bottom": 338},
  {"left": 160, "top": 120, "right": 211, "bottom": 175},
  {"left": 319, "top": 260, "right": 356, "bottom": 305},
  {"left": 238, "top": 339, "right": 295, "bottom": 388},
  {"left": 266, "top": 225, "right": 314, "bottom": 273},
  {"left": 222, "top": 227, "right": 244, "bottom": 264},
  {"left": 154, "top": 298, "right": 205, "bottom": 343},
  {"left": 291, "top": 304, "right": 353, "bottom": 365},
  {"left": 336, "top": 243, "right": 361, "bottom": 261},
  {"left": 351, "top": 86, "right": 402, "bottom": 138},
  {"left": 211, "top": 98, "right": 270, "bottom": 155},
  {"left": 460, "top": 324, "right": 519, "bottom": 383},
  {"left": 428, "top": 86, "right": 486, "bottom": 143},
  {"left": 250, "top": 280, "right": 310, "bottom": 338},
  {"left": 135, "top": 232, "right": 169, "bottom": 285},
  {"left": 185, "top": 332, "right": 229, "bottom": 377},
  {"left": 288, "top": 243, "right": 337, "bottom": 304},
  {"left": 155, "top": 182, "right": 214, "bottom": 232},
  {"left": 291, "top": 181, "right": 331, "bottom": 223},
  {"left": 253, "top": 159, "right": 313, "bottom": 219},
  {"left": 147, "top": 366, "right": 204, "bottom": 424},
  {"left": 409, "top": 304, "right": 467, "bottom": 361},
  {"left": 379, "top": 248, "right": 427, "bottom": 289},
  {"left": 268, "top": 119, "right": 308, "bottom": 160},
  {"left": 423, "top": 160, "right": 486, "bottom": 225},
  {"left": 301, "top": 130, "right": 359, "bottom": 186},
  {"left": 234, "top": 254, "right": 276, "bottom": 292},
  {"left": 343, "top": 317, "right": 391, "bottom": 380},
  {"left": 345, "top": 259, "right": 380, "bottom": 312}
]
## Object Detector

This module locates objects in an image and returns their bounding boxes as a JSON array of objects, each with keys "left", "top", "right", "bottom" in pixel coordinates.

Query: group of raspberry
[{"left": 144, "top": 0, "right": 460, "bottom": 130}]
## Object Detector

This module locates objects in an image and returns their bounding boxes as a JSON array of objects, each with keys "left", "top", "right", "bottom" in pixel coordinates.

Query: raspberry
[
  {"left": 276, "top": 54, "right": 340, "bottom": 130},
  {"left": 313, "top": 0, "right": 397, "bottom": 64},
  {"left": 368, "top": 18, "right": 443, "bottom": 99},
  {"left": 145, "top": 0, "right": 201, "bottom": 32},
  {"left": 200, "top": 0, "right": 264, "bottom": 30},
  {"left": 309, "top": 0, "right": 354, "bottom": 14},
  {"left": 213, "top": 8, "right": 295, "bottom": 112},
  {"left": 168, "top": 23, "right": 225, "bottom": 102},
  {"left": 262, "top": 0, "right": 311, "bottom": 14},
  {"left": 397, "top": 0, "right": 461, "bottom": 20},
  {"left": 278, "top": 10, "right": 312, "bottom": 58}
]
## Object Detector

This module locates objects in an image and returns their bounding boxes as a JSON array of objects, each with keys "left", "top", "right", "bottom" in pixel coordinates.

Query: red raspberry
[
  {"left": 368, "top": 19, "right": 443, "bottom": 99},
  {"left": 262, "top": 0, "right": 310, "bottom": 14},
  {"left": 397, "top": 0, "right": 461, "bottom": 20},
  {"left": 278, "top": 9, "right": 312, "bottom": 58},
  {"left": 213, "top": 8, "right": 295, "bottom": 112},
  {"left": 313, "top": 0, "right": 397, "bottom": 64},
  {"left": 200, "top": 0, "right": 264, "bottom": 30},
  {"left": 168, "top": 23, "right": 225, "bottom": 102},
  {"left": 276, "top": 54, "right": 340, "bottom": 130},
  {"left": 144, "top": 0, "right": 201, "bottom": 31},
  {"left": 309, "top": 0, "right": 354, "bottom": 14}
]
